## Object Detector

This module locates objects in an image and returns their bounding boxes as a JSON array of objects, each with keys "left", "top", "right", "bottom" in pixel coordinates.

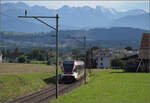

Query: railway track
[{"left": 6, "top": 78, "right": 84, "bottom": 103}]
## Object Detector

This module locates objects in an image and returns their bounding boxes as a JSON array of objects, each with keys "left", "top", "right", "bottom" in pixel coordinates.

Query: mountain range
[{"left": 1, "top": 2, "right": 150, "bottom": 32}]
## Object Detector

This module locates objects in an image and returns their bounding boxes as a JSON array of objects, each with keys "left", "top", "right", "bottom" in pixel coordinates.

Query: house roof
[
  {"left": 121, "top": 54, "right": 138, "bottom": 60},
  {"left": 139, "top": 33, "right": 150, "bottom": 59},
  {"left": 92, "top": 49, "right": 110, "bottom": 54}
]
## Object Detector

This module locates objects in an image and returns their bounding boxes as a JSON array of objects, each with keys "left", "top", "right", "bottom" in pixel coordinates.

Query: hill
[
  {"left": 0, "top": 27, "right": 149, "bottom": 51},
  {"left": 112, "top": 13, "right": 150, "bottom": 29}
]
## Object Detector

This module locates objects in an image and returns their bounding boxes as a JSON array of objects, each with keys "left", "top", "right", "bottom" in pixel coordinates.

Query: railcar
[{"left": 61, "top": 60, "right": 85, "bottom": 82}]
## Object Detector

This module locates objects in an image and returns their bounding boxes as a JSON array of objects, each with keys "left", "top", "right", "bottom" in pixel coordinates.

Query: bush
[
  {"left": 18, "top": 55, "right": 27, "bottom": 63},
  {"left": 47, "top": 57, "right": 56, "bottom": 65},
  {"left": 31, "top": 61, "right": 47, "bottom": 64},
  {"left": 124, "top": 60, "right": 138, "bottom": 72},
  {"left": 27, "top": 60, "right": 31, "bottom": 63},
  {"left": 111, "top": 58, "right": 125, "bottom": 69}
]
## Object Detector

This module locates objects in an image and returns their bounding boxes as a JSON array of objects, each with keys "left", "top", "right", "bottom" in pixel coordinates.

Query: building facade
[
  {"left": 0, "top": 53, "right": 2, "bottom": 63},
  {"left": 96, "top": 54, "right": 112, "bottom": 69},
  {"left": 138, "top": 33, "right": 150, "bottom": 72},
  {"left": 92, "top": 49, "right": 113, "bottom": 69},
  {"left": 92, "top": 48, "right": 138, "bottom": 69}
]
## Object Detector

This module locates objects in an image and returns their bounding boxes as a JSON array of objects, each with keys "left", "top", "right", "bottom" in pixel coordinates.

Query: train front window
[{"left": 63, "top": 64, "right": 74, "bottom": 72}]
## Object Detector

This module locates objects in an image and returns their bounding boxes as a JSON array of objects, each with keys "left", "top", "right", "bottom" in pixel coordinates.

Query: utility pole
[
  {"left": 18, "top": 11, "right": 59, "bottom": 99},
  {"left": 55, "top": 14, "right": 59, "bottom": 99},
  {"left": 83, "top": 36, "right": 87, "bottom": 84}
]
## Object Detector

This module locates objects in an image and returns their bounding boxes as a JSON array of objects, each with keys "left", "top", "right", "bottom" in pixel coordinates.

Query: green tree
[
  {"left": 14, "top": 48, "right": 20, "bottom": 54},
  {"left": 111, "top": 58, "right": 124, "bottom": 69},
  {"left": 26, "top": 52, "right": 33, "bottom": 60},
  {"left": 32, "top": 48, "right": 40, "bottom": 59},
  {"left": 18, "top": 55, "right": 27, "bottom": 63},
  {"left": 47, "top": 48, "right": 56, "bottom": 65},
  {"left": 125, "top": 46, "right": 133, "bottom": 51},
  {"left": 48, "top": 48, "right": 55, "bottom": 57},
  {"left": 91, "top": 46, "right": 100, "bottom": 51},
  {"left": 6, "top": 49, "right": 12, "bottom": 58},
  {"left": 38, "top": 52, "right": 46, "bottom": 61},
  {"left": 72, "top": 48, "right": 80, "bottom": 57},
  {"left": 1, "top": 48, "right": 6, "bottom": 58}
]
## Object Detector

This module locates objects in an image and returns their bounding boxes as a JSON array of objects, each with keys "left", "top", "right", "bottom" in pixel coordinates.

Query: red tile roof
[{"left": 139, "top": 33, "right": 150, "bottom": 59}]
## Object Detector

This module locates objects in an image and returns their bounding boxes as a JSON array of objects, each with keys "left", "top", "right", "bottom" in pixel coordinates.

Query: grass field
[
  {"left": 0, "top": 63, "right": 56, "bottom": 102},
  {"left": 52, "top": 69, "right": 150, "bottom": 103},
  {"left": 0, "top": 63, "right": 55, "bottom": 75}
]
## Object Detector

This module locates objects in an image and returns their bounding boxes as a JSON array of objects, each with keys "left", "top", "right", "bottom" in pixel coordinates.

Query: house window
[
  {"left": 101, "top": 57, "right": 103, "bottom": 61},
  {"left": 101, "top": 63, "right": 103, "bottom": 65}
]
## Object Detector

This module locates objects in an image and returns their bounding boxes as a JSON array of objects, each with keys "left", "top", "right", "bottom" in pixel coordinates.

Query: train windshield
[{"left": 63, "top": 63, "right": 74, "bottom": 73}]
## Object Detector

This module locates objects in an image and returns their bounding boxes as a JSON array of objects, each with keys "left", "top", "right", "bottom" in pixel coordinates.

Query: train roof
[{"left": 63, "top": 60, "right": 84, "bottom": 65}]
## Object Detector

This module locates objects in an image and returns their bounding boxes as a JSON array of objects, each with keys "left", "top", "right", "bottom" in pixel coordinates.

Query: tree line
[{"left": 1, "top": 48, "right": 57, "bottom": 65}]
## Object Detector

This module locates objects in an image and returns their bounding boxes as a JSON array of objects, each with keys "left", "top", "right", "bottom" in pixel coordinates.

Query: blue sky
[{"left": 2, "top": 1, "right": 149, "bottom": 12}]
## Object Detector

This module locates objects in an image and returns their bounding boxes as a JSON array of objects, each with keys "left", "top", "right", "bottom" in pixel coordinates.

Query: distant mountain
[
  {"left": 1, "top": 2, "right": 149, "bottom": 32},
  {"left": 112, "top": 13, "right": 150, "bottom": 30},
  {"left": 61, "top": 27, "right": 149, "bottom": 40}
]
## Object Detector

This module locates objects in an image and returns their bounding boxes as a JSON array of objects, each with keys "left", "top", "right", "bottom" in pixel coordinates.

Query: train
[{"left": 61, "top": 60, "right": 85, "bottom": 83}]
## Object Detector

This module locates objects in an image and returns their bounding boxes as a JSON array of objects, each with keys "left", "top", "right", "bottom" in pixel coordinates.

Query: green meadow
[
  {"left": 0, "top": 63, "right": 55, "bottom": 102},
  {"left": 52, "top": 69, "right": 150, "bottom": 103}
]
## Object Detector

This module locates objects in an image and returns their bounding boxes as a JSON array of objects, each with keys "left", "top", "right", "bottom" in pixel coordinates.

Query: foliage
[
  {"left": 18, "top": 55, "right": 27, "bottom": 63},
  {"left": 1, "top": 47, "right": 58, "bottom": 64},
  {"left": 1, "top": 48, "right": 7, "bottom": 58},
  {"left": 111, "top": 58, "right": 125, "bottom": 69},
  {"left": 91, "top": 46, "right": 100, "bottom": 51},
  {"left": 14, "top": 48, "right": 20, "bottom": 54},
  {"left": 124, "top": 60, "right": 138, "bottom": 72},
  {"left": 86, "top": 48, "right": 97, "bottom": 68},
  {"left": 47, "top": 48, "right": 56, "bottom": 65},
  {"left": 72, "top": 48, "right": 81, "bottom": 56},
  {"left": 125, "top": 46, "right": 133, "bottom": 51},
  {"left": 6, "top": 49, "right": 12, "bottom": 58},
  {"left": 31, "top": 61, "right": 48, "bottom": 64}
]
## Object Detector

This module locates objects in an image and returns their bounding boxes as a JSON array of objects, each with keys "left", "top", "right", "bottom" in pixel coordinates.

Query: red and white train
[{"left": 61, "top": 60, "right": 85, "bottom": 82}]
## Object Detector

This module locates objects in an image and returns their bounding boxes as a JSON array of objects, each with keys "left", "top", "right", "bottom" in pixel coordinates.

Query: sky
[{"left": 1, "top": 1, "right": 150, "bottom": 12}]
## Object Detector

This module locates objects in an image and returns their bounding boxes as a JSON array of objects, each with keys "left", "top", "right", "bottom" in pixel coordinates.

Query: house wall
[
  {"left": 0, "top": 54, "right": 2, "bottom": 63},
  {"left": 96, "top": 55, "right": 112, "bottom": 69}
]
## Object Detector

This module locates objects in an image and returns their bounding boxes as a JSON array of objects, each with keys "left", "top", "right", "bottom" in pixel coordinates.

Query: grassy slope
[
  {"left": 52, "top": 69, "right": 150, "bottom": 103},
  {"left": 0, "top": 63, "right": 56, "bottom": 102},
  {"left": 0, "top": 63, "right": 55, "bottom": 75}
]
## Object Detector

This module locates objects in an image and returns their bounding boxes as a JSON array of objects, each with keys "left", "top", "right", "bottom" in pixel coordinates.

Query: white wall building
[
  {"left": 96, "top": 54, "right": 112, "bottom": 69},
  {"left": 0, "top": 53, "right": 2, "bottom": 63},
  {"left": 93, "top": 49, "right": 113, "bottom": 69},
  {"left": 93, "top": 49, "right": 138, "bottom": 69}
]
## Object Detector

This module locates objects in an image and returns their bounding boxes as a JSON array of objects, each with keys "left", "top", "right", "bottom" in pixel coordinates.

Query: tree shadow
[
  {"left": 43, "top": 74, "right": 61, "bottom": 84},
  {"left": 110, "top": 71, "right": 148, "bottom": 74},
  {"left": 110, "top": 71, "right": 127, "bottom": 74}
]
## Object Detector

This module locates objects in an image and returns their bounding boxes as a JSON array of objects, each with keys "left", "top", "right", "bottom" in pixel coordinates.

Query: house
[
  {"left": 138, "top": 33, "right": 150, "bottom": 72},
  {"left": 122, "top": 33, "right": 150, "bottom": 72},
  {"left": 97, "top": 54, "right": 112, "bottom": 69},
  {"left": 92, "top": 49, "right": 113, "bottom": 69},
  {"left": 121, "top": 54, "right": 139, "bottom": 72},
  {"left": 92, "top": 48, "right": 138, "bottom": 69},
  {"left": 0, "top": 53, "right": 2, "bottom": 63}
]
